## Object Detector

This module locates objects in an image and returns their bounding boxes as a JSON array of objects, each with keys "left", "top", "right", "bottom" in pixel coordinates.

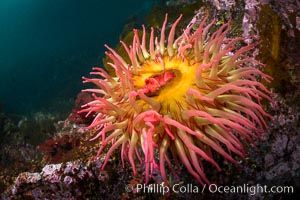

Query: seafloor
[{"left": 1, "top": 0, "right": 300, "bottom": 199}]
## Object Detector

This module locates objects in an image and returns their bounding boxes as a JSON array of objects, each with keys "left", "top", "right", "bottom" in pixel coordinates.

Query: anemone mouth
[{"left": 143, "top": 69, "right": 181, "bottom": 97}]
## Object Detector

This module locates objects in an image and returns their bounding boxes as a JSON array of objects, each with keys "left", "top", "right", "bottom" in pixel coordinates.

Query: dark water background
[{"left": 0, "top": 0, "right": 157, "bottom": 117}]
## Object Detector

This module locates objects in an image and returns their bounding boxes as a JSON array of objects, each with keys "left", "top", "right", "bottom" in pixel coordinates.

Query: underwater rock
[
  {"left": 12, "top": 172, "right": 41, "bottom": 195},
  {"left": 42, "top": 164, "right": 62, "bottom": 183},
  {"left": 291, "top": 145, "right": 300, "bottom": 172},
  {"left": 265, "top": 162, "right": 291, "bottom": 181},
  {"left": 271, "top": 134, "right": 288, "bottom": 157},
  {"left": 5, "top": 160, "right": 98, "bottom": 199},
  {"left": 206, "top": 0, "right": 236, "bottom": 10},
  {"left": 2, "top": 1, "right": 300, "bottom": 199},
  {"left": 264, "top": 154, "right": 275, "bottom": 169}
]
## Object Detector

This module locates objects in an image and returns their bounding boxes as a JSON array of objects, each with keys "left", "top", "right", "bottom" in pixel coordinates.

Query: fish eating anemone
[{"left": 79, "top": 11, "right": 273, "bottom": 185}]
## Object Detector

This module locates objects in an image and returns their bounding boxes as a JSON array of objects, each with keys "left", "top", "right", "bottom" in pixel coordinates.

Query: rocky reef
[{"left": 1, "top": 0, "right": 300, "bottom": 199}]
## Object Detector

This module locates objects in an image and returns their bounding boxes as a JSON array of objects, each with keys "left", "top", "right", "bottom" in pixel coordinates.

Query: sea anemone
[{"left": 80, "top": 11, "right": 272, "bottom": 185}]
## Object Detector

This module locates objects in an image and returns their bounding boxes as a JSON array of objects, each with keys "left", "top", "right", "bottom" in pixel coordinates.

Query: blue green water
[{"left": 0, "top": 0, "right": 158, "bottom": 116}]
